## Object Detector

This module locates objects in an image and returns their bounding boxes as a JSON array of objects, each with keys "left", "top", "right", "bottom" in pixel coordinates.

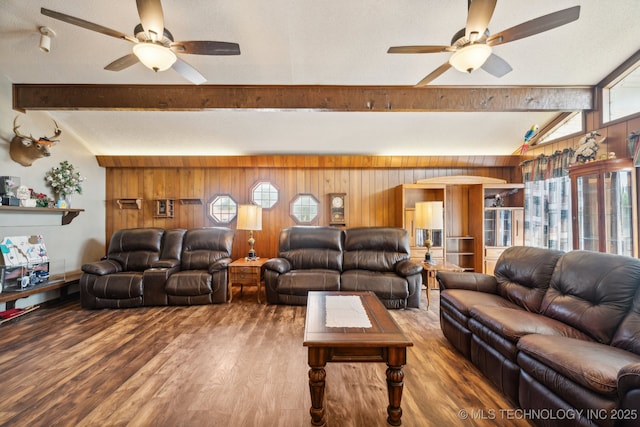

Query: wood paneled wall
[{"left": 105, "top": 162, "right": 520, "bottom": 260}]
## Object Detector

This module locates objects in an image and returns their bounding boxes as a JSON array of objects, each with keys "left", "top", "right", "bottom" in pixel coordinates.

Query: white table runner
[{"left": 325, "top": 295, "right": 372, "bottom": 328}]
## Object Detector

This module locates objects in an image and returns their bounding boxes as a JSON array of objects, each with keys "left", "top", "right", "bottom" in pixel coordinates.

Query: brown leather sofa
[
  {"left": 438, "top": 246, "right": 640, "bottom": 427},
  {"left": 80, "top": 227, "right": 234, "bottom": 308},
  {"left": 263, "top": 226, "right": 423, "bottom": 308}
]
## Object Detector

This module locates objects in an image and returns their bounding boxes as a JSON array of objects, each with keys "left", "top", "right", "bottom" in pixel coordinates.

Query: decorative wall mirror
[
  {"left": 207, "top": 194, "right": 238, "bottom": 224},
  {"left": 290, "top": 194, "right": 319, "bottom": 224},
  {"left": 251, "top": 181, "right": 279, "bottom": 209}
]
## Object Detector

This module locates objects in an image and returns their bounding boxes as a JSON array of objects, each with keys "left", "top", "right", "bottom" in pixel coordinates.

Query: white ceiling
[{"left": 1, "top": 0, "right": 639, "bottom": 156}]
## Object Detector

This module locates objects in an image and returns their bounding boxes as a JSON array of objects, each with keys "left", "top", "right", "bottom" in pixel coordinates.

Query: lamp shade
[
  {"left": 132, "top": 42, "right": 177, "bottom": 72},
  {"left": 415, "top": 201, "right": 444, "bottom": 230},
  {"left": 237, "top": 204, "right": 262, "bottom": 231},
  {"left": 449, "top": 44, "right": 492, "bottom": 73}
]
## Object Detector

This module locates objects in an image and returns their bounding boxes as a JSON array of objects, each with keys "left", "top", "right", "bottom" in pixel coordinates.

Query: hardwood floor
[{"left": 0, "top": 289, "right": 533, "bottom": 427}]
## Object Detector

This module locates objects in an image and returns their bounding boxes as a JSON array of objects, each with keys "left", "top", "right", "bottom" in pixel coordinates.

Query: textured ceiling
[{"left": 1, "top": 0, "right": 639, "bottom": 156}]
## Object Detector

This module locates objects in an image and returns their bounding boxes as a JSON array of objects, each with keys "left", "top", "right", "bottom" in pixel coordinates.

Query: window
[
  {"left": 208, "top": 195, "right": 237, "bottom": 223},
  {"left": 251, "top": 182, "right": 279, "bottom": 209},
  {"left": 290, "top": 194, "right": 319, "bottom": 223},
  {"left": 602, "top": 59, "right": 640, "bottom": 124},
  {"left": 536, "top": 112, "right": 584, "bottom": 145}
]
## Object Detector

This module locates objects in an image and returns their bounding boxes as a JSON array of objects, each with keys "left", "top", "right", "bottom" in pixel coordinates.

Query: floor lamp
[
  {"left": 415, "top": 201, "right": 444, "bottom": 262},
  {"left": 237, "top": 204, "right": 263, "bottom": 260}
]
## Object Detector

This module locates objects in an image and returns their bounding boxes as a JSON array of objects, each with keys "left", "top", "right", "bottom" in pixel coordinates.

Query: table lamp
[
  {"left": 237, "top": 204, "right": 263, "bottom": 260},
  {"left": 415, "top": 201, "right": 444, "bottom": 261}
]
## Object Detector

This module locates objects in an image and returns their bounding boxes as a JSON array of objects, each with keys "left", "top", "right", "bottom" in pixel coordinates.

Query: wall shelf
[
  {"left": 154, "top": 199, "right": 175, "bottom": 218},
  {"left": 0, "top": 205, "right": 84, "bottom": 225},
  {"left": 179, "top": 198, "right": 202, "bottom": 205},
  {"left": 116, "top": 198, "right": 142, "bottom": 210}
]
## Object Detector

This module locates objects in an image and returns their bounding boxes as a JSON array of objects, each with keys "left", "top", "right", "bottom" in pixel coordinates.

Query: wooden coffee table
[{"left": 303, "top": 291, "right": 413, "bottom": 426}]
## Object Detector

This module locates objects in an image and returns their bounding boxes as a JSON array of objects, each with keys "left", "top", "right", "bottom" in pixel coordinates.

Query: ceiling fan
[
  {"left": 387, "top": 0, "right": 580, "bottom": 86},
  {"left": 41, "top": 0, "right": 240, "bottom": 85}
]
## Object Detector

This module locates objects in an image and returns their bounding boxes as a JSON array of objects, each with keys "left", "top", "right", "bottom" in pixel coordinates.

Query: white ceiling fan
[
  {"left": 41, "top": 0, "right": 240, "bottom": 84},
  {"left": 387, "top": 0, "right": 580, "bottom": 85}
]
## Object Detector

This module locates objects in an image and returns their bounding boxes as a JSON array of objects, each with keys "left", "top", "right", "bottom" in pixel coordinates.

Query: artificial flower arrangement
[
  {"left": 44, "top": 160, "right": 85, "bottom": 201},
  {"left": 30, "top": 188, "right": 54, "bottom": 207}
]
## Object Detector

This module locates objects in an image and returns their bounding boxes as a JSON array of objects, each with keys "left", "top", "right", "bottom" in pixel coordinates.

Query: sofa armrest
[
  {"left": 209, "top": 257, "right": 232, "bottom": 273},
  {"left": 395, "top": 259, "right": 423, "bottom": 277},
  {"left": 81, "top": 259, "right": 123, "bottom": 276},
  {"left": 152, "top": 258, "right": 180, "bottom": 269},
  {"left": 619, "top": 362, "right": 640, "bottom": 398},
  {"left": 264, "top": 258, "right": 292, "bottom": 274},
  {"left": 437, "top": 271, "right": 497, "bottom": 293}
]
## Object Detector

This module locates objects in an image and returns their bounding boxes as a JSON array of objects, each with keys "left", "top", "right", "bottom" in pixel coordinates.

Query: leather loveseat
[
  {"left": 438, "top": 246, "right": 640, "bottom": 427},
  {"left": 80, "top": 227, "right": 234, "bottom": 308},
  {"left": 263, "top": 226, "right": 423, "bottom": 309}
]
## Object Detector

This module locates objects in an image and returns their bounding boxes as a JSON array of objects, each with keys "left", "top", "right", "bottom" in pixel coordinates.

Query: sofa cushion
[
  {"left": 469, "top": 306, "right": 592, "bottom": 361},
  {"left": 441, "top": 289, "right": 521, "bottom": 318},
  {"left": 612, "top": 289, "right": 640, "bottom": 355},
  {"left": 343, "top": 227, "right": 410, "bottom": 272},
  {"left": 340, "top": 270, "right": 408, "bottom": 300},
  {"left": 276, "top": 270, "right": 341, "bottom": 296},
  {"left": 541, "top": 250, "right": 640, "bottom": 344},
  {"left": 278, "top": 226, "right": 344, "bottom": 271},
  {"left": 470, "top": 305, "right": 593, "bottom": 343},
  {"left": 181, "top": 227, "right": 234, "bottom": 270},
  {"left": 494, "top": 246, "right": 564, "bottom": 312},
  {"left": 92, "top": 273, "right": 144, "bottom": 299},
  {"left": 107, "top": 228, "right": 164, "bottom": 271},
  {"left": 518, "top": 334, "right": 640, "bottom": 396},
  {"left": 165, "top": 271, "right": 212, "bottom": 296}
]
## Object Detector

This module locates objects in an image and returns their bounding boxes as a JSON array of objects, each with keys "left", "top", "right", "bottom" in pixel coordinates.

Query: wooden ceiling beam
[
  {"left": 95, "top": 155, "right": 524, "bottom": 168},
  {"left": 13, "top": 84, "right": 593, "bottom": 112}
]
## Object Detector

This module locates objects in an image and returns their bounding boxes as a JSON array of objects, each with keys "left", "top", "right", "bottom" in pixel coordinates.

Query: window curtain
[{"left": 521, "top": 148, "right": 575, "bottom": 250}]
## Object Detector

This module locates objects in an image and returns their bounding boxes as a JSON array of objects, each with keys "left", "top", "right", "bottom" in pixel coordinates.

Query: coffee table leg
[
  {"left": 308, "top": 366, "right": 326, "bottom": 425},
  {"left": 386, "top": 348, "right": 407, "bottom": 426},
  {"left": 308, "top": 348, "right": 327, "bottom": 426}
]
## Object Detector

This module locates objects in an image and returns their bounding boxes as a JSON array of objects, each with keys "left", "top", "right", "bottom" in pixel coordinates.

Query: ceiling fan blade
[
  {"left": 104, "top": 53, "right": 140, "bottom": 71},
  {"left": 487, "top": 5, "right": 580, "bottom": 47},
  {"left": 172, "top": 58, "right": 207, "bottom": 85},
  {"left": 415, "top": 62, "right": 452, "bottom": 86},
  {"left": 41, "top": 8, "right": 136, "bottom": 42},
  {"left": 466, "top": 0, "right": 497, "bottom": 41},
  {"left": 171, "top": 41, "right": 241, "bottom": 55},
  {"left": 481, "top": 53, "right": 512, "bottom": 77},
  {"left": 387, "top": 45, "right": 453, "bottom": 54},
  {"left": 136, "top": 0, "right": 165, "bottom": 40}
]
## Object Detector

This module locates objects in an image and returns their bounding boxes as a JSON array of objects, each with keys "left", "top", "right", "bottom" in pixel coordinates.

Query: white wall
[{"left": 0, "top": 75, "right": 106, "bottom": 309}]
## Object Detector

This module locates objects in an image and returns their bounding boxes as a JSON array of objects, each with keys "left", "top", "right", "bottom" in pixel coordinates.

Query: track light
[{"left": 39, "top": 26, "right": 56, "bottom": 53}]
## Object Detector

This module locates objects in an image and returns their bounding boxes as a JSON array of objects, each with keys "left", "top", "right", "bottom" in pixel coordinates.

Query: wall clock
[{"left": 329, "top": 193, "right": 346, "bottom": 226}]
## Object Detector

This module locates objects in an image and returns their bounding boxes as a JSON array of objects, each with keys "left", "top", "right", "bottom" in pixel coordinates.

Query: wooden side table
[
  {"left": 421, "top": 261, "right": 464, "bottom": 307},
  {"left": 228, "top": 258, "right": 268, "bottom": 303}
]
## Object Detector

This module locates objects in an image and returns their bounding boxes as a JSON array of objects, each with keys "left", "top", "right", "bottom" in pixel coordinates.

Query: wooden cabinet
[
  {"left": 568, "top": 158, "right": 637, "bottom": 257},
  {"left": 396, "top": 184, "right": 446, "bottom": 263},
  {"left": 398, "top": 179, "right": 524, "bottom": 274},
  {"left": 483, "top": 207, "right": 524, "bottom": 275},
  {"left": 469, "top": 183, "right": 524, "bottom": 274}
]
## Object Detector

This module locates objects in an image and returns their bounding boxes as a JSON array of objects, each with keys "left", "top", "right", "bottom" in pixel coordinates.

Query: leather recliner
[
  {"left": 264, "top": 226, "right": 422, "bottom": 308},
  {"left": 164, "top": 227, "right": 234, "bottom": 304},
  {"left": 80, "top": 227, "right": 233, "bottom": 308}
]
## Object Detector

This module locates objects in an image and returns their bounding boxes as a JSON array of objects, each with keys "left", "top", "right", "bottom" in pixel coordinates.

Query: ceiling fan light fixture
[
  {"left": 133, "top": 42, "right": 176, "bottom": 72},
  {"left": 449, "top": 43, "right": 492, "bottom": 73}
]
